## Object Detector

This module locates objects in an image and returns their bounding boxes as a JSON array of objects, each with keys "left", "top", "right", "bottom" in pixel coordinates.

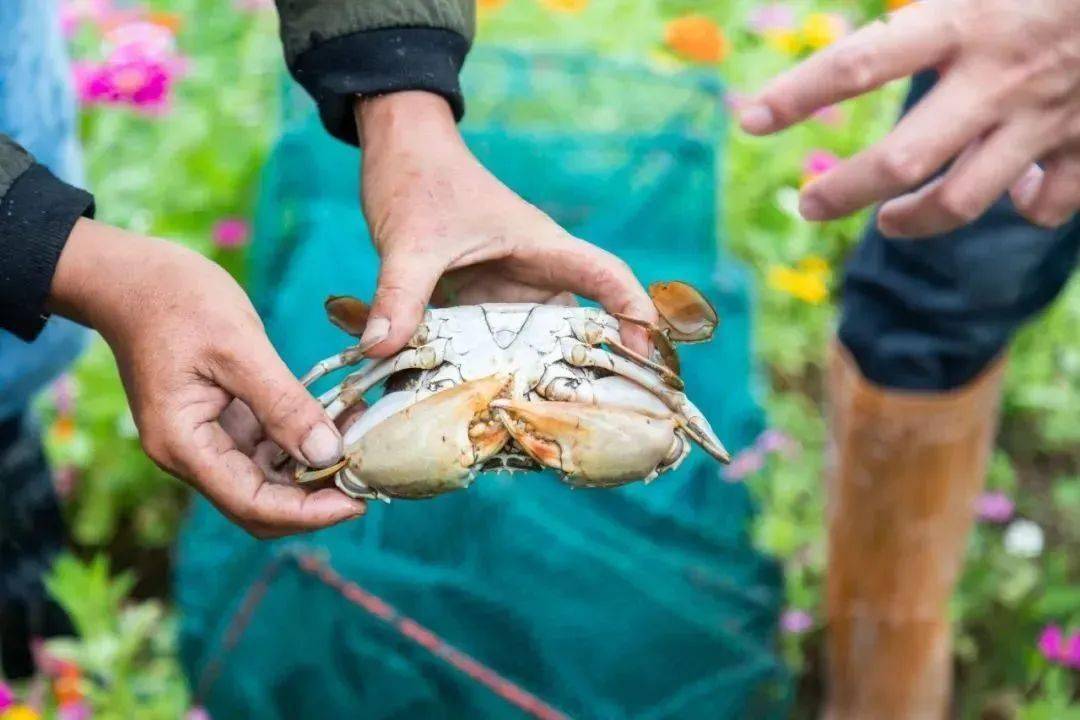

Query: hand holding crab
[{"left": 289, "top": 281, "right": 730, "bottom": 501}]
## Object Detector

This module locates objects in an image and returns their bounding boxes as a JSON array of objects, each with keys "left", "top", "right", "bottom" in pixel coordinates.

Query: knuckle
[
  {"left": 833, "top": 46, "right": 877, "bottom": 95},
  {"left": 937, "top": 187, "right": 983, "bottom": 225},
  {"left": 878, "top": 148, "right": 926, "bottom": 187}
]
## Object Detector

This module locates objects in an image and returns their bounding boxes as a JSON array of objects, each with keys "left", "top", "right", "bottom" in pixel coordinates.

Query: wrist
[{"left": 354, "top": 91, "right": 459, "bottom": 149}]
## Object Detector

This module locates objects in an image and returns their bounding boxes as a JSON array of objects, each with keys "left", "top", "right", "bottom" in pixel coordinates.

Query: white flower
[{"left": 1004, "top": 519, "right": 1044, "bottom": 558}]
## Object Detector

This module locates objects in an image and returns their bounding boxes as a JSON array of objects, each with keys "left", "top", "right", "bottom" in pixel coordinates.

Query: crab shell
[{"left": 300, "top": 300, "right": 728, "bottom": 501}]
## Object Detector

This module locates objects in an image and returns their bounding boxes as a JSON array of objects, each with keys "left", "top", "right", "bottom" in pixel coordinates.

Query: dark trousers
[
  {"left": 840, "top": 72, "right": 1080, "bottom": 391},
  {"left": 0, "top": 413, "right": 70, "bottom": 678}
]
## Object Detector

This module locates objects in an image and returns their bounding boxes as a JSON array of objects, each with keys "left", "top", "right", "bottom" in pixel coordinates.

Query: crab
[{"left": 289, "top": 281, "right": 730, "bottom": 501}]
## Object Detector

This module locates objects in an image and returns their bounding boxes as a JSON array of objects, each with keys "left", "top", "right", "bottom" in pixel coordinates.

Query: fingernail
[
  {"left": 301, "top": 423, "right": 343, "bottom": 468},
  {"left": 358, "top": 317, "right": 390, "bottom": 354},
  {"left": 799, "top": 194, "right": 827, "bottom": 221},
  {"left": 739, "top": 104, "right": 775, "bottom": 134},
  {"left": 1011, "top": 168, "right": 1042, "bottom": 209}
]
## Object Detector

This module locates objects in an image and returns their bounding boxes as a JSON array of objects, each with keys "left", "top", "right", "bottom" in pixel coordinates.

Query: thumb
[
  {"left": 361, "top": 247, "right": 442, "bottom": 358},
  {"left": 214, "top": 338, "right": 343, "bottom": 469}
]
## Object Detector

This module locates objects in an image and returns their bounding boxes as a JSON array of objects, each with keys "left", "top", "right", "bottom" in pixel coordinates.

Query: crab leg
[
  {"left": 299, "top": 344, "right": 367, "bottom": 387},
  {"left": 559, "top": 339, "right": 730, "bottom": 463},
  {"left": 598, "top": 328, "right": 684, "bottom": 390},
  {"left": 609, "top": 312, "right": 682, "bottom": 375}
]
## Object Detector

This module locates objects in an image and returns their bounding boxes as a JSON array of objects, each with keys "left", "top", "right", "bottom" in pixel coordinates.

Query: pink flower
[
  {"left": 756, "top": 429, "right": 799, "bottom": 457},
  {"left": 748, "top": 3, "right": 795, "bottom": 34},
  {"left": 1038, "top": 625, "right": 1065, "bottom": 663},
  {"left": 975, "top": 491, "right": 1015, "bottom": 524},
  {"left": 723, "top": 448, "right": 765, "bottom": 481},
  {"left": 780, "top": 609, "right": 813, "bottom": 634},
  {"left": 186, "top": 708, "right": 212, "bottom": 720},
  {"left": 60, "top": 0, "right": 114, "bottom": 37},
  {"left": 106, "top": 21, "right": 178, "bottom": 63},
  {"left": 58, "top": 700, "right": 92, "bottom": 720},
  {"left": 1064, "top": 634, "right": 1080, "bottom": 670},
  {"left": 803, "top": 149, "right": 840, "bottom": 178},
  {"left": 52, "top": 374, "right": 76, "bottom": 416},
  {"left": 0, "top": 682, "right": 15, "bottom": 712},
  {"left": 212, "top": 218, "right": 251, "bottom": 249}
]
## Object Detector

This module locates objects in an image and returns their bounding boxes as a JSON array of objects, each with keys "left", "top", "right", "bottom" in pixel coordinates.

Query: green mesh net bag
[{"left": 176, "top": 48, "right": 791, "bottom": 719}]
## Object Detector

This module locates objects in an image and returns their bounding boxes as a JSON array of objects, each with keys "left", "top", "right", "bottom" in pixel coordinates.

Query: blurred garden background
[{"left": 2, "top": 0, "right": 1079, "bottom": 718}]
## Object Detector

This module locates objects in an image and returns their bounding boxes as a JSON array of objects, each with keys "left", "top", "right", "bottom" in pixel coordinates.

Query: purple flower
[
  {"left": 975, "top": 491, "right": 1015, "bottom": 524},
  {"left": 0, "top": 682, "right": 15, "bottom": 712},
  {"left": 1038, "top": 625, "right": 1065, "bottom": 663},
  {"left": 756, "top": 429, "right": 799, "bottom": 457},
  {"left": 723, "top": 448, "right": 765, "bottom": 481},
  {"left": 748, "top": 3, "right": 795, "bottom": 34},
  {"left": 186, "top": 707, "right": 212, "bottom": 720},
  {"left": 1064, "top": 633, "right": 1080, "bottom": 670},
  {"left": 212, "top": 218, "right": 251, "bottom": 249},
  {"left": 803, "top": 149, "right": 840, "bottom": 178},
  {"left": 780, "top": 609, "right": 813, "bottom": 634},
  {"left": 58, "top": 700, "right": 92, "bottom": 720}
]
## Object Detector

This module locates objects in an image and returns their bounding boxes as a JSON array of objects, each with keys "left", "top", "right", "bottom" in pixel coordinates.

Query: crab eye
[
  {"left": 546, "top": 376, "right": 581, "bottom": 402},
  {"left": 426, "top": 379, "right": 457, "bottom": 393}
]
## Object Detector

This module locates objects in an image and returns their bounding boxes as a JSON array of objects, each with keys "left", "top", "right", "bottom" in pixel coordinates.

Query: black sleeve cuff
[
  {"left": 288, "top": 27, "right": 469, "bottom": 146},
  {"left": 0, "top": 164, "right": 95, "bottom": 341}
]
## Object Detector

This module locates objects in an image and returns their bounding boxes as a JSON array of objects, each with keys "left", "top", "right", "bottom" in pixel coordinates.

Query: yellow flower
[
  {"left": 801, "top": 13, "right": 847, "bottom": 50},
  {"left": 764, "top": 29, "right": 802, "bottom": 55},
  {"left": 664, "top": 15, "right": 730, "bottom": 64},
  {"left": 478, "top": 0, "right": 507, "bottom": 14},
  {"left": 767, "top": 257, "right": 831, "bottom": 304},
  {"left": 1, "top": 706, "right": 41, "bottom": 720},
  {"left": 538, "top": 0, "right": 587, "bottom": 13}
]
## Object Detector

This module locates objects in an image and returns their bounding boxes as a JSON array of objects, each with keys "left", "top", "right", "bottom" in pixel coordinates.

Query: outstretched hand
[
  {"left": 740, "top": 0, "right": 1080, "bottom": 236},
  {"left": 49, "top": 220, "right": 366, "bottom": 538},
  {"left": 354, "top": 91, "right": 658, "bottom": 358}
]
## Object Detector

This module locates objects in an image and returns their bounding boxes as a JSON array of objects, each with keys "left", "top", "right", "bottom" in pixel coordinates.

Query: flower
[
  {"left": 723, "top": 448, "right": 765, "bottom": 481},
  {"left": 0, "top": 707, "right": 41, "bottom": 720},
  {"left": 53, "top": 465, "right": 80, "bottom": 500},
  {"left": 764, "top": 29, "right": 802, "bottom": 55},
  {"left": 234, "top": 0, "right": 274, "bottom": 10},
  {"left": 185, "top": 708, "right": 212, "bottom": 720},
  {"left": 106, "top": 21, "right": 179, "bottom": 63},
  {"left": 665, "top": 15, "right": 729, "bottom": 64},
  {"left": 538, "top": 0, "right": 587, "bottom": 13},
  {"left": 212, "top": 218, "right": 251, "bottom": 249},
  {"left": 57, "top": 701, "right": 91, "bottom": 720},
  {"left": 887, "top": 0, "right": 914, "bottom": 9},
  {"left": 1038, "top": 625, "right": 1065, "bottom": 662},
  {"left": 756, "top": 429, "right": 799, "bottom": 457},
  {"left": 768, "top": 257, "right": 831, "bottom": 305},
  {"left": 748, "top": 4, "right": 795, "bottom": 34},
  {"left": 1003, "top": 519, "right": 1044, "bottom": 558},
  {"left": 1064, "top": 634, "right": 1080, "bottom": 670},
  {"left": 975, "top": 491, "right": 1015, "bottom": 523},
  {"left": 53, "top": 663, "right": 83, "bottom": 707},
  {"left": 780, "top": 609, "right": 813, "bottom": 634},
  {"left": 60, "top": 0, "right": 114, "bottom": 37},
  {"left": 802, "top": 149, "right": 840, "bottom": 186},
  {"left": 801, "top": 13, "right": 848, "bottom": 50},
  {"left": 0, "top": 684, "right": 13, "bottom": 713},
  {"left": 478, "top": 0, "right": 508, "bottom": 13}
]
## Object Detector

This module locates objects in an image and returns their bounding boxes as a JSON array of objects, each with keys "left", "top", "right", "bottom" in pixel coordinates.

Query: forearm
[
  {"left": 0, "top": 135, "right": 95, "bottom": 341},
  {"left": 273, "top": 0, "right": 475, "bottom": 144}
]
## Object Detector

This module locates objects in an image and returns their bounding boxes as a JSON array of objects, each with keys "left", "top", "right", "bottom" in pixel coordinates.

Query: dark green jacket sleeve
[
  {"left": 275, "top": 0, "right": 476, "bottom": 145},
  {"left": 0, "top": 135, "right": 95, "bottom": 341}
]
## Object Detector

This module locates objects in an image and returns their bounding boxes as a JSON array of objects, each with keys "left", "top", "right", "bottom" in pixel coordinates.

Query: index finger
[
  {"left": 739, "top": 3, "right": 954, "bottom": 135},
  {"left": 179, "top": 419, "right": 364, "bottom": 538}
]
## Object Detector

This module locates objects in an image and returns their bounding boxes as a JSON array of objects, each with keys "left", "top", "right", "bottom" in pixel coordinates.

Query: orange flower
[
  {"left": 665, "top": 15, "right": 729, "bottom": 64},
  {"left": 886, "top": 0, "right": 913, "bottom": 9},
  {"left": 478, "top": 0, "right": 508, "bottom": 13},
  {"left": 538, "top": 0, "right": 587, "bottom": 13},
  {"left": 147, "top": 11, "right": 183, "bottom": 32},
  {"left": 52, "top": 417, "right": 76, "bottom": 442}
]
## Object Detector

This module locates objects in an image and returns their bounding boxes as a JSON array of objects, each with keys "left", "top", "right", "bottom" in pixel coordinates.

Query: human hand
[
  {"left": 354, "top": 91, "right": 657, "bottom": 357},
  {"left": 48, "top": 219, "right": 365, "bottom": 538},
  {"left": 739, "top": 0, "right": 1080, "bottom": 236}
]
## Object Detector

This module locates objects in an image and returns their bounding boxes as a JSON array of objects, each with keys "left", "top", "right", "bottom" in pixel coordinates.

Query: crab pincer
[
  {"left": 336, "top": 374, "right": 512, "bottom": 500},
  {"left": 491, "top": 399, "right": 684, "bottom": 488}
]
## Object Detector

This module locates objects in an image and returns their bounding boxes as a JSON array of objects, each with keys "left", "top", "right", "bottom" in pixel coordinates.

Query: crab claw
[
  {"left": 491, "top": 399, "right": 683, "bottom": 488},
  {"left": 648, "top": 281, "right": 719, "bottom": 343},
  {"left": 338, "top": 374, "right": 511, "bottom": 499}
]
